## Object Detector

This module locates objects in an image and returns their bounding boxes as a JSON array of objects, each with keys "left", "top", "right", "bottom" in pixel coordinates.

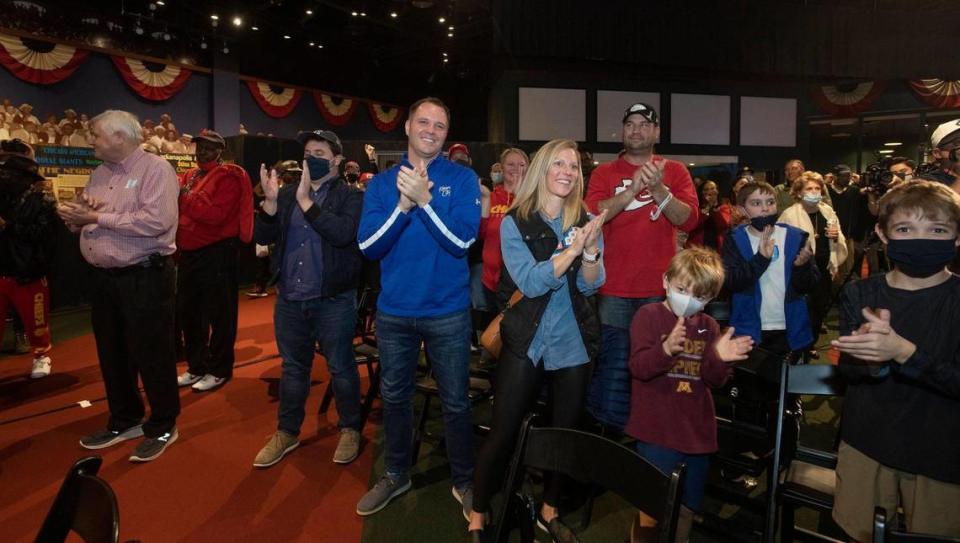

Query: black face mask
[
  {"left": 345, "top": 172, "right": 359, "bottom": 184},
  {"left": 886, "top": 238, "right": 958, "bottom": 278},
  {"left": 749, "top": 214, "right": 778, "bottom": 231}
]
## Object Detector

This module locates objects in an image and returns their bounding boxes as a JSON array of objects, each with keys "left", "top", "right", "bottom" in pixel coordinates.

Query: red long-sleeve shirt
[
  {"left": 625, "top": 302, "right": 732, "bottom": 454},
  {"left": 479, "top": 184, "right": 514, "bottom": 292},
  {"left": 177, "top": 164, "right": 252, "bottom": 251}
]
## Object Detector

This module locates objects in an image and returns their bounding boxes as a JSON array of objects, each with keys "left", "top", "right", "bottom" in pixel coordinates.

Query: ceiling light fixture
[
  {"left": 878, "top": 149, "right": 894, "bottom": 154},
  {"left": 222, "top": 42, "right": 229, "bottom": 54},
  {"left": 438, "top": 16, "right": 446, "bottom": 23},
  {"left": 447, "top": 32, "right": 453, "bottom": 37},
  {"left": 210, "top": 14, "right": 219, "bottom": 27},
  {"left": 200, "top": 36, "right": 207, "bottom": 49},
  {"left": 318, "top": 44, "right": 324, "bottom": 49},
  {"left": 306, "top": 9, "right": 313, "bottom": 15},
  {"left": 351, "top": 11, "right": 358, "bottom": 16},
  {"left": 156, "top": 0, "right": 165, "bottom": 4},
  {"left": 689, "top": 163, "right": 696, "bottom": 166},
  {"left": 360, "top": 12, "right": 367, "bottom": 16},
  {"left": 309, "top": 41, "right": 315, "bottom": 46},
  {"left": 390, "top": 11, "right": 398, "bottom": 18},
  {"left": 232, "top": 16, "right": 242, "bottom": 27},
  {"left": 251, "top": 25, "right": 259, "bottom": 31},
  {"left": 283, "top": 35, "right": 291, "bottom": 39},
  {"left": 884, "top": 142, "right": 903, "bottom": 146},
  {"left": 443, "top": 58, "right": 449, "bottom": 63}
]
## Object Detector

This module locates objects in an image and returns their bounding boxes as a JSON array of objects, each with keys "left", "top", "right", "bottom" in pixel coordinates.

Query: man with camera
[{"left": 924, "top": 119, "right": 960, "bottom": 193}]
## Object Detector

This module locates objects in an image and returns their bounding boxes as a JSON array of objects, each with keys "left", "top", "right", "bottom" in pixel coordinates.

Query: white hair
[{"left": 91, "top": 110, "right": 142, "bottom": 143}]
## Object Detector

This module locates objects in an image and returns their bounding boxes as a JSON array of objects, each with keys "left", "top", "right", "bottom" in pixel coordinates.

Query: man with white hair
[
  {"left": 57, "top": 109, "right": 181, "bottom": 462},
  {"left": 18, "top": 104, "right": 39, "bottom": 127}
]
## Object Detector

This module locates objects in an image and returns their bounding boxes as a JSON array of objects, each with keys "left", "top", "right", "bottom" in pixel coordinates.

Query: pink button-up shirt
[{"left": 80, "top": 148, "right": 179, "bottom": 268}]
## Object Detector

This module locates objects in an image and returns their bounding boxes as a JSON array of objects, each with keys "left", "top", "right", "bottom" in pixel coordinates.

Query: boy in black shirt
[{"left": 831, "top": 181, "right": 960, "bottom": 541}]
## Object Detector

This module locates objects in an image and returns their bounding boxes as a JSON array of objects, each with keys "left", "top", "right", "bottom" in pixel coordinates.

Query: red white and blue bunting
[
  {"left": 110, "top": 56, "right": 192, "bottom": 101},
  {"left": 0, "top": 32, "right": 89, "bottom": 85},
  {"left": 246, "top": 80, "right": 302, "bottom": 118},
  {"left": 810, "top": 81, "right": 885, "bottom": 117},
  {"left": 368, "top": 102, "right": 404, "bottom": 133},
  {"left": 909, "top": 79, "right": 960, "bottom": 109},
  {"left": 313, "top": 92, "right": 358, "bottom": 126}
]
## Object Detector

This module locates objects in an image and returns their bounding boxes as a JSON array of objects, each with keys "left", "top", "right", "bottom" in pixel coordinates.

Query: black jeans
[
  {"left": 88, "top": 259, "right": 180, "bottom": 438},
  {"left": 177, "top": 239, "right": 239, "bottom": 379},
  {"left": 807, "top": 262, "right": 833, "bottom": 348},
  {"left": 472, "top": 349, "right": 591, "bottom": 512}
]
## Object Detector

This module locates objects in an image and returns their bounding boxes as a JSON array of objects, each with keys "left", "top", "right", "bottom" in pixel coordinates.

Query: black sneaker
[
  {"left": 79, "top": 425, "right": 144, "bottom": 450},
  {"left": 129, "top": 428, "right": 179, "bottom": 462}
]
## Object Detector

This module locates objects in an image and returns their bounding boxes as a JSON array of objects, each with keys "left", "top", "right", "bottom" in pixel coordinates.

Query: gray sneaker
[
  {"left": 333, "top": 428, "right": 361, "bottom": 464},
  {"left": 452, "top": 484, "right": 474, "bottom": 522},
  {"left": 253, "top": 431, "right": 300, "bottom": 468},
  {"left": 356, "top": 474, "right": 412, "bottom": 516},
  {"left": 129, "top": 428, "right": 178, "bottom": 462},
  {"left": 79, "top": 425, "right": 143, "bottom": 450}
]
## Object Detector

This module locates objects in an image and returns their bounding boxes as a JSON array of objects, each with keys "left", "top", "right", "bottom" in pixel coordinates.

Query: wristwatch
[{"left": 582, "top": 249, "right": 601, "bottom": 263}]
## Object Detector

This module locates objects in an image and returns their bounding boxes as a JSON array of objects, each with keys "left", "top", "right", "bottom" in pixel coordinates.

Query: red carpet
[{"left": 0, "top": 295, "right": 374, "bottom": 542}]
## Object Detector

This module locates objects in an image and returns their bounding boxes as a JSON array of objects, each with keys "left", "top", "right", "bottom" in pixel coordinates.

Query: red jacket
[
  {"left": 625, "top": 302, "right": 732, "bottom": 454},
  {"left": 686, "top": 204, "right": 731, "bottom": 252},
  {"left": 177, "top": 163, "right": 253, "bottom": 251},
  {"left": 479, "top": 185, "right": 514, "bottom": 293},
  {"left": 584, "top": 156, "right": 699, "bottom": 298}
]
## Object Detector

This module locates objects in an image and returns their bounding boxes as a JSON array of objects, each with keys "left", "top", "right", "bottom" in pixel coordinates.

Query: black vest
[{"left": 497, "top": 209, "right": 601, "bottom": 361}]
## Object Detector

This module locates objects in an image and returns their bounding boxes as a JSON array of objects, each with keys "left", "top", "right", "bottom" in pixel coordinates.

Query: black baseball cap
[
  {"left": 833, "top": 164, "right": 853, "bottom": 176},
  {"left": 0, "top": 152, "right": 44, "bottom": 182},
  {"left": 622, "top": 102, "right": 659, "bottom": 125},
  {"left": 191, "top": 129, "right": 226, "bottom": 147},
  {"left": 296, "top": 129, "right": 342, "bottom": 155}
]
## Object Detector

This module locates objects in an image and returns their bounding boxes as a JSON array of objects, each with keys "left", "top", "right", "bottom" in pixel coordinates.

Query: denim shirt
[
  {"left": 500, "top": 212, "right": 605, "bottom": 370},
  {"left": 279, "top": 181, "right": 332, "bottom": 301}
]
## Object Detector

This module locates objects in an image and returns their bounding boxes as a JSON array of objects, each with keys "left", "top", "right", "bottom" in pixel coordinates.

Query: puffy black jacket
[{"left": 0, "top": 189, "right": 58, "bottom": 282}]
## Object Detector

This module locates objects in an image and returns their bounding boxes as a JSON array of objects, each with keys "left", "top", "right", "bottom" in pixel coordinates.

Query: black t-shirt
[
  {"left": 828, "top": 184, "right": 870, "bottom": 241},
  {"left": 838, "top": 274, "right": 960, "bottom": 483},
  {"left": 808, "top": 210, "right": 830, "bottom": 270}
]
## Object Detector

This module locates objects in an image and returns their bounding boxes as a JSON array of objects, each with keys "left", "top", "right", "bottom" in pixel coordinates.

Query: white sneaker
[
  {"left": 192, "top": 374, "right": 227, "bottom": 392},
  {"left": 177, "top": 371, "right": 202, "bottom": 387},
  {"left": 30, "top": 355, "right": 51, "bottom": 379}
]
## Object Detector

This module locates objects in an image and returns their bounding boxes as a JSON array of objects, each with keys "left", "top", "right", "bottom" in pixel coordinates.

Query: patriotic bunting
[
  {"left": 110, "top": 56, "right": 192, "bottom": 101},
  {"left": 368, "top": 103, "right": 404, "bottom": 133},
  {"left": 246, "top": 80, "right": 302, "bottom": 118},
  {"left": 810, "top": 81, "right": 885, "bottom": 117},
  {"left": 909, "top": 79, "right": 960, "bottom": 109},
  {"left": 0, "top": 32, "right": 89, "bottom": 85},
  {"left": 313, "top": 92, "right": 358, "bottom": 126}
]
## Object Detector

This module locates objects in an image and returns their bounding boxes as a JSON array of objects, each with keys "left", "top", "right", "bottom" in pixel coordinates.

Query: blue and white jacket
[
  {"left": 357, "top": 153, "right": 480, "bottom": 317},
  {"left": 721, "top": 223, "right": 819, "bottom": 351}
]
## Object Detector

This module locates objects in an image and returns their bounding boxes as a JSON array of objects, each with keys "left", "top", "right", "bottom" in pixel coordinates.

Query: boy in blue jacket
[
  {"left": 356, "top": 97, "right": 481, "bottom": 519},
  {"left": 722, "top": 181, "right": 818, "bottom": 359}
]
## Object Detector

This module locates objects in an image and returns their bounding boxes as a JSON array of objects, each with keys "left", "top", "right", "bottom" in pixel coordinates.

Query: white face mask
[
  {"left": 491, "top": 172, "right": 502, "bottom": 184},
  {"left": 802, "top": 194, "right": 822, "bottom": 205},
  {"left": 666, "top": 288, "right": 706, "bottom": 318}
]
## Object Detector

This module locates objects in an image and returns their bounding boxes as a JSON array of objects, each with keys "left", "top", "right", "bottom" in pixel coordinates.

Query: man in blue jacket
[
  {"left": 356, "top": 97, "right": 481, "bottom": 518},
  {"left": 252, "top": 129, "right": 365, "bottom": 469}
]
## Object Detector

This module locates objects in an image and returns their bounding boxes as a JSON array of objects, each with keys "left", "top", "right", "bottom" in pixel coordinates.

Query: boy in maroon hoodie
[{"left": 626, "top": 247, "right": 753, "bottom": 542}]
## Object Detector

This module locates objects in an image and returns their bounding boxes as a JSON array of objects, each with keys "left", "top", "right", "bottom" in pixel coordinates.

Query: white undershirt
[{"left": 747, "top": 225, "right": 787, "bottom": 331}]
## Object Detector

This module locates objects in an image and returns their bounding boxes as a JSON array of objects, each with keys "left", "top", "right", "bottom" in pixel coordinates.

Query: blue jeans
[
  {"left": 274, "top": 291, "right": 360, "bottom": 435},
  {"left": 376, "top": 309, "right": 474, "bottom": 488},
  {"left": 588, "top": 295, "right": 664, "bottom": 431},
  {"left": 635, "top": 440, "right": 710, "bottom": 511}
]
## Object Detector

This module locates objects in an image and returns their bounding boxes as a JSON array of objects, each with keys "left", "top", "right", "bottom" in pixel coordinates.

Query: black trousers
[
  {"left": 177, "top": 239, "right": 239, "bottom": 379},
  {"left": 472, "top": 347, "right": 591, "bottom": 512},
  {"left": 88, "top": 259, "right": 180, "bottom": 438},
  {"left": 807, "top": 262, "right": 833, "bottom": 348}
]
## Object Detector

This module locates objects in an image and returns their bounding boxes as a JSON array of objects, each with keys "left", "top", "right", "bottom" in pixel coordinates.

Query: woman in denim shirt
[{"left": 468, "top": 139, "right": 606, "bottom": 543}]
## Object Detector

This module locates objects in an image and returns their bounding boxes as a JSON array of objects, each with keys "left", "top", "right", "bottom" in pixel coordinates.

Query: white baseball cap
[{"left": 930, "top": 118, "right": 960, "bottom": 148}]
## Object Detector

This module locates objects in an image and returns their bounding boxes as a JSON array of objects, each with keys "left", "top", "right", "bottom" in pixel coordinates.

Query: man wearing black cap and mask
[
  {"left": 175, "top": 129, "right": 254, "bottom": 393},
  {"left": 926, "top": 119, "right": 960, "bottom": 193},
  {"left": 0, "top": 140, "right": 57, "bottom": 378},
  {"left": 252, "top": 129, "right": 366, "bottom": 468},
  {"left": 828, "top": 164, "right": 870, "bottom": 282}
]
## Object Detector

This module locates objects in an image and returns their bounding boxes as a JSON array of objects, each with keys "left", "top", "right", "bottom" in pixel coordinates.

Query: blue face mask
[
  {"left": 802, "top": 194, "right": 822, "bottom": 205},
  {"left": 305, "top": 155, "right": 330, "bottom": 181},
  {"left": 750, "top": 214, "right": 778, "bottom": 231}
]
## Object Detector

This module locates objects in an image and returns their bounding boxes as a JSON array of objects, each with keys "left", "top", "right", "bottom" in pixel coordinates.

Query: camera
[{"left": 861, "top": 161, "right": 894, "bottom": 196}]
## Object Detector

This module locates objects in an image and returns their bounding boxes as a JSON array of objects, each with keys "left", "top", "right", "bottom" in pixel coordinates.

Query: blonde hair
[
  {"left": 791, "top": 171, "right": 825, "bottom": 201},
  {"left": 878, "top": 180, "right": 960, "bottom": 235},
  {"left": 509, "top": 139, "right": 586, "bottom": 232},
  {"left": 665, "top": 247, "right": 725, "bottom": 299},
  {"left": 499, "top": 147, "right": 529, "bottom": 164}
]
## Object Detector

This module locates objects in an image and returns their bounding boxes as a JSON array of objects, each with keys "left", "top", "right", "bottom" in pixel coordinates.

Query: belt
[{"left": 96, "top": 254, "right": 171, "bottom": 276}]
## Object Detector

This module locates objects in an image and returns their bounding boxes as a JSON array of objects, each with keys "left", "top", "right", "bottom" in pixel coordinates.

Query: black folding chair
[
  {"left": 873, "top": 507, "right": 960, "bottom": 543},
  {"left": 494, "top": 414, "right": 686, "bottom": 543},
  {"left": 35, "top": 456, "right": 124, "bottom": 543},
  {"left": 764, "top": 362, "right": 846, "bottom": 543}
]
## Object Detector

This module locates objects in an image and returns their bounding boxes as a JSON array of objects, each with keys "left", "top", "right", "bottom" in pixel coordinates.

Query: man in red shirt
[
  {"left": 584, "top": 102, "right": 700, "bottom": 431},
  {"left": 175, "top": 130, "right": 253, "bottom": 392}
]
